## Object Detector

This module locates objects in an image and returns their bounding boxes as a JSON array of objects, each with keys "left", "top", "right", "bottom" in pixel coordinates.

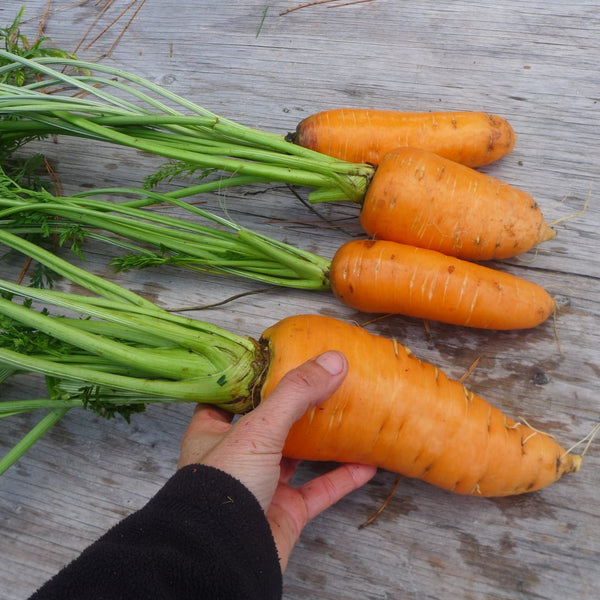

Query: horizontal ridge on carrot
[
  {"left": 330, "top": 239, "right": 555, "bottom": 329},
  {"left": 261, "top": 314, "right": 581, "bottom": 497},
  {"left": 289, "top": 108, "right": 516, "bottom": 167},
  {"left": 360, "top": 147, "right": 555, "bottom": 260}
]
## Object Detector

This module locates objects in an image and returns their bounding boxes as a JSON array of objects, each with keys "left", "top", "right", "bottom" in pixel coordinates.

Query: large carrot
[
  {"left": 0, "top": 230, "right": 581, "bottom": 495},
  {"left": 262, "top": 314, "right": 581, "bottom": 497},
  {"left": 289, "top": 109, "right": 516, "bottom": 167},
  {"left": 360, "top": 147, "right": 555, "bottom": 260},
  {"left": 330, "top": 239, "right": 555, "bottom": 330},
  {"left": 1, "top": 183, "right": 555, "bottom": 330}
]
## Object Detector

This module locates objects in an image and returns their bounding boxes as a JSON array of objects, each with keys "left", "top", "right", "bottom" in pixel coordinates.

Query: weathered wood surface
[{"left": 1, "top": 1, "right": 599, "bottom": 598}]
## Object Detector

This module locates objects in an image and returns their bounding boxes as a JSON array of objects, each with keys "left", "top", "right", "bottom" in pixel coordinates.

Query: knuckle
[{"left": 282, "top": 363, "right": 322, "bottom": 393}]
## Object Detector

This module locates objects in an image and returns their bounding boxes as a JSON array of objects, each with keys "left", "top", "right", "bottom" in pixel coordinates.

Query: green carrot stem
[
  {"left": 0, "top": 345, "right": 257, "bottom": 406},
  {"left": 51, "top": 318, "right": 183, "bottom": 348},
  {"left": 122, "top": 176, "right": 270, "bottom": 206},
  {"left": 0, "top": 408, "right": 69, "bottom": 476},
  {"left": 51, "top": 177, "right": 270, "bottom": 210},
  {"left": 0, "top": 278, "right": 255, "bottom": 364},
  {"left": 0, "top": 399, "right": 81, "bottom": 417},
  {"left": 0, "top": 296, "right": 218, "bottom": 379},
  {"left": 0, "top": 229, "right": 156, "bottom": 308},
  {"left": 54, "top": 111, "right": 347, "bottom": 190},
  {"left": 0, "top": 394, "right": 179, "bottom": 417},
  {"left": 0, "top": 181, "right": 333, "bottom": 289},
  {"left": 0, "top": 222, "right": 259, "bottom": 357}
]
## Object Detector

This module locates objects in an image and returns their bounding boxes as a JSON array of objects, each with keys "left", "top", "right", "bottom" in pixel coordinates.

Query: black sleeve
[{"left": 29, "top": 464, "right": 283, "bottom": 600}]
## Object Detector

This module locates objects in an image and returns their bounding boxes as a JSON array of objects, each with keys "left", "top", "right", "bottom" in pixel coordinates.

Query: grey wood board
[{"left": 0, "top": 2, "right": 599, "bottom": 599}]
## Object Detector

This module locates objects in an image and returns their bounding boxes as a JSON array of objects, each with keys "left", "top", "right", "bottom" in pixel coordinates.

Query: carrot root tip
[
  {"left": 559, "top": 453, "right": 582, "bottom": 475},
  {"left": 538, "top": 222, "right": 557, "bottom": 244}
]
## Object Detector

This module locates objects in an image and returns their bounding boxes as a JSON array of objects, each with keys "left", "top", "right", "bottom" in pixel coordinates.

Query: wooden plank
[{"left": 1, "top": 1, "right": 599, "bottom": 598}]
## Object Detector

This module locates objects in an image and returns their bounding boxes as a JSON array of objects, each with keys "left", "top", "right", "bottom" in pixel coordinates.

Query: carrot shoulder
[
  {"left": 261, "top": 314, "right": 581, "bottom": 497},
  {"left": 291, "top": 109, "right": 516, "bottom": 167},
  {"left": 360, "top": 147, "right": 555, "bottom": 260},
  {"left": 329, "top": 240, "right": 555, "bottom": 329}
]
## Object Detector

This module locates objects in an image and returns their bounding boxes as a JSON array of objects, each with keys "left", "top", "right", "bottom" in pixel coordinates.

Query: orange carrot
[
  {"left": 261, "top": 314, "right": 581, "bottom": 497},
  {"left": 329, "top": 239, "right": 555, "bottom": 329},
  {"left": 290, "top": 109, "right": 516, "bottom": 167},
  {"left": 359, "top": 147, "right": 555, "bottom": 260}
]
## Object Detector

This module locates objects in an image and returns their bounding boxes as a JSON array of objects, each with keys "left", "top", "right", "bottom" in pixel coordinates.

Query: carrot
[
  {"left": 290, "top": 109, "right": 516, "bottom": 167},
  {"left": 360, "top": 147, "right": 555, "bottom": 260},
  {"left": 0, "top": 231, "right": 580, "bottom": 494},
  {"left": 261, "top": 314, "right": 581, "bottom": 497},
  {"left": 329, "top": 239, "right": 555, "bottom": 329}
]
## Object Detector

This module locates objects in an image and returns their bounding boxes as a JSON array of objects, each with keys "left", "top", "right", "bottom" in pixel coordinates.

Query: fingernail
[{"left": 316, "top": 351, "right": 344, "bottom": 375}]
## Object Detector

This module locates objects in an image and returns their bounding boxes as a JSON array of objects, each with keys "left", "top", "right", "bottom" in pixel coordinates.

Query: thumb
[
  {"left": 199, "top": 351, "right": 348, "bottom": 511},
  {"left": 235, "top": 350, "right": 348, "bottom": 454}
]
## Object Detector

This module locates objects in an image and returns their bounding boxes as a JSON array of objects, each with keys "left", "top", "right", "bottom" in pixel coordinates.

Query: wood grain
[{"left": 1, "top": 1, "right": 599, "bottom": 598}]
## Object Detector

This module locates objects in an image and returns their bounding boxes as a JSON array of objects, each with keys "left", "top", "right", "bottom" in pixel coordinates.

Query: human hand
[{"left": 178, "top": 350, "right": 377, "bottom": 570}]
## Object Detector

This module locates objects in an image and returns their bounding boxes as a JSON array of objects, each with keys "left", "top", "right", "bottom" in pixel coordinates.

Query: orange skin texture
[
  {"left": 261, "top": 315, "right": 581, "bottom": 497},
  {"left": 360, "top": 147, "right": 555, "bottom": 261},
  {"left": 329, "top": 239, "right": 556, "bottom": 330},
  {"left": 294, "top": 109, "right": 516, "bottom": 167}
]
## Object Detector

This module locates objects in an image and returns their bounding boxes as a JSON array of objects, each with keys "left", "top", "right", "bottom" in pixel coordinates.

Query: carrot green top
[
  {"left": 0, "top": 228, "right": 267, "bottom": 475},
  {"left": 0, "top": 50, "right": 374, "bottom": 204}
]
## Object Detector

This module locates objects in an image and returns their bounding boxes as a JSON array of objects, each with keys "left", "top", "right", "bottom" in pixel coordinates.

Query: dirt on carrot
[{"left": 359, "top": 147, "right": 555, "bottom": 260}]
